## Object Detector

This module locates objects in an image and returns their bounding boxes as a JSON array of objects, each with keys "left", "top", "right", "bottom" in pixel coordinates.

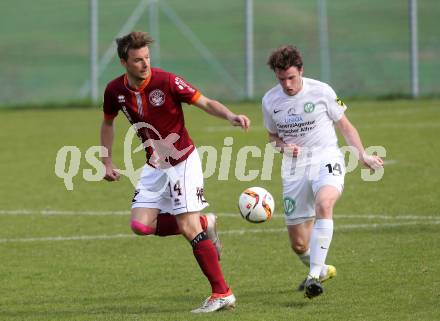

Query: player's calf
[{"left": 205, "top": 213, "right": 222, "bottom": 260}]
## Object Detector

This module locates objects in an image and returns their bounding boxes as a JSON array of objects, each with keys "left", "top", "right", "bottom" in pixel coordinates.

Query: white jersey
[
  {"left": 263, "top": 78, "right": 347, "bottom": 222},
  {"left": 262, "top": 77, "right": 346, "bottom": 150}
]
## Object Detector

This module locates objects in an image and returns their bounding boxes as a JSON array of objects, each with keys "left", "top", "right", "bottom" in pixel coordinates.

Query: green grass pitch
[{"left": 0, "top": 99, "right": 439, "bottom": 320}]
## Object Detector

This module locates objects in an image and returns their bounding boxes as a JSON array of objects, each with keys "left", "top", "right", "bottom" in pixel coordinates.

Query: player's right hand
[
  {"left": 104, "top": 164, "right": 121, "bottom": 181},
  {"left": 282, "top": 144, "right": 301, "bottom": 157},
  {"left": 361, "top": 153, "right": 384, "bottom": 170},
  {"left": 229, "top": 114, "right": 251, "bottom": 131}
]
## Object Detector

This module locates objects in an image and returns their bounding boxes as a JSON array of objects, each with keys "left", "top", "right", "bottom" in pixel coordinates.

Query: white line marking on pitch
[
  {"left": 0, "top": 210, "right": 129, "bottom": 216},
  {"left": 383, "top": 159, "right": 398, "bottom": 165},
  {"left": 0, "top": 210, "right": 438, "bottom": 221},
  {"left": 0, "top": 221, "right": 439, "bottom": 244},
  {"left": 0, "top": 234, "right": 134, "bottom": 243}
]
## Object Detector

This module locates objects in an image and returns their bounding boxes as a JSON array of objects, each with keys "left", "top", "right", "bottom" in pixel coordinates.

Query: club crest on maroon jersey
[{"left": 149, "top": 89, "right": 165, "bottom": 107}]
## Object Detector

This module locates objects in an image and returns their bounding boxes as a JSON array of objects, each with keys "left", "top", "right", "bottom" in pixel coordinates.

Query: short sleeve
[
  {"left": 170, "top": 74, "right": 201, "bottom": 104},
  {"left": 326, "top": 86, "right": 347, "bottom": 122},
  {"left": 103, "top": 84, "right": 119, "bottom": 120},
  {"left": 262, "top": 96, "right": 277, "bottom": 133}
]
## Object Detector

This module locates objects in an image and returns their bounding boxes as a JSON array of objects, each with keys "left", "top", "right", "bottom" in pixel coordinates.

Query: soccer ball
[{"left": 238, "top": 187, "right": 275, "bottom": 223}]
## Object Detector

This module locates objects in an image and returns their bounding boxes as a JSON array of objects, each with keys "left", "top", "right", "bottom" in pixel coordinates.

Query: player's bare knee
[
  {"left": 315, "top": 200, "right": 334, "bottom": 217},
  {"left": 291, "top": 241, "right": 308, "bottom": 254},
  {"left": 130, "top": 220, "right": 156, "bottom": 235}
]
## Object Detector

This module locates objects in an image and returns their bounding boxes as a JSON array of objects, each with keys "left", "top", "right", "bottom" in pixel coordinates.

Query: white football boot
[{"left": 191, "top": 290, "right": 236, "bottom": 313}]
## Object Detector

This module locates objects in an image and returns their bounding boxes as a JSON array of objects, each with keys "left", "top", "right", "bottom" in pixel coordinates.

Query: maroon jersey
[{"left": 103, "top": 68, "right": 201, "bottom": 168}]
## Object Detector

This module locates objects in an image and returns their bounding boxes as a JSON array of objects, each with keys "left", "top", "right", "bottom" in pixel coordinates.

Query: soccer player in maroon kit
[{"left": 100, "top": 31, "right": 250, "bottom": 313}]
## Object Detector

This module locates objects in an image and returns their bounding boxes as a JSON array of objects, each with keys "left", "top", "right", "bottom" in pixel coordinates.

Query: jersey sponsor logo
[
  {"left": 121, "top": 106, "right": 134, "bottom": 123},
  {"left": 118, "top": 95, "right": 126, "bottom": 103},
  {"left": 336, "top": 97, "right": 346, "bottom": 107},
  {"left": 287, "top": 107, "right": 298, "bottom": 116},
  {"left": 303, "top": 102, "right": 315, "bottom": 113},
  {"left": 283, "top": 197, "right": 296, "bottom": 216},
  {"left": 273, "top": 109, "right": 282, "bottom": 114},
  {"left": 285, "top": 114, "right": 303, "bottom": 124},
  {"left": 149, "top": 89, "right": 165, "bottom": 107},
  {"left": 285, "top": 108, "right": 303, "bottom": 123},
  {"left": 175, "top": 77, "right": 196, "bottom": 93}
]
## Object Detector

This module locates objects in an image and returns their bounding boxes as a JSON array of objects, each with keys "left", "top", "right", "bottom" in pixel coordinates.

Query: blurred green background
[{"left": 1, "top": 0, "right": 439, "bottom": 105}]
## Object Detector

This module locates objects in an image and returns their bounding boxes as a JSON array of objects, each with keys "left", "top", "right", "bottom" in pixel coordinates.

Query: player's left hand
[
  {"left": 229, "top": 114, "right": 251, "bottom": 131},
  {"left": 361, "top": 153, "right": 384, "bottom": 170}
]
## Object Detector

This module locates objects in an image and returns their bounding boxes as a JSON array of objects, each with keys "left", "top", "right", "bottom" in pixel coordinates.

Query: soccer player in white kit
[{"left": 262, "top": 45, "right": 383, "bottom": 298}]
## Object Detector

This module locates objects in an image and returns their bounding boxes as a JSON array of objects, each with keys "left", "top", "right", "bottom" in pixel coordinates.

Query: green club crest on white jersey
[{"left": 304, "top": 102, "right": 315, "bottom": 113}]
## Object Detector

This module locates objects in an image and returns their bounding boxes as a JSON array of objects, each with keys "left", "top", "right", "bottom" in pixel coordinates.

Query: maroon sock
[
  {"left": 155, "top": 214, "right": 208, "bottom": 236},
  {"left": 193, "top": 239, "right": 229, "bottom": 294}
]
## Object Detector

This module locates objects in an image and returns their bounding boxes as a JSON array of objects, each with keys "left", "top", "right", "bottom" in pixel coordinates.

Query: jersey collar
[{"left": 123, "top": 71, "right": 152, "bottom": 93}]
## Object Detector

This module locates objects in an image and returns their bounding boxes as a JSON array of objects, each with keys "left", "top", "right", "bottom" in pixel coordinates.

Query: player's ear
[
  {"left": 120, "top": 58, "right": 127, "bottom": 68},
  {"left": 299, "top": 67, "right": 304, "bottom": 76}
]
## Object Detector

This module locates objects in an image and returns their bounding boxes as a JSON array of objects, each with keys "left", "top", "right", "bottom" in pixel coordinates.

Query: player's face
[
  {"left": 121, "top": 46, "right": 151, "bottom": 81},
  {"left": 275, "top": 66, "right": 303, "bottom": 96}
]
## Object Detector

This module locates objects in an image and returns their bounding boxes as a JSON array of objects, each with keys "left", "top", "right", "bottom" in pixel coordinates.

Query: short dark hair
[
  {"left": 116, "top": 31, "right": 154, "bottom": 61},
  {"left": 267, "top": 45, "right": 303, "bottom": 71}
]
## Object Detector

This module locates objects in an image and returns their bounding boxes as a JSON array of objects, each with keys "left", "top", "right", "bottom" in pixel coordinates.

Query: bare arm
[
  {"left": 100, "top": 118, "right": 120, "bottom": 181},
  {"left": 335, "top": 115, "right": 383, "bottom": 169},
  {"left": 193, "top": 95, "right": 251, "bottom": 130}
]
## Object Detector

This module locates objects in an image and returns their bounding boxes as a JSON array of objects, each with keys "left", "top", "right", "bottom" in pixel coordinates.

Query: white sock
[
  {"left": 297, "top": 249, "right": 329, "bottom": 278},
  {"left": 320, "top": 265, "right": 329, "bottom": 279},
  {"left": 296, "top": 248, "right": 310, "bottom": 267},
  {"left": 309, "top": 219, "right": 333, "bottom": 279},
  {"left": 296, "top": 249, "right": 329, "bottom": 277}
]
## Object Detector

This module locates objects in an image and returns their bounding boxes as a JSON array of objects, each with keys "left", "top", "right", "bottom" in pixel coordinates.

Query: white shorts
[
  {"left": 282, "top": 153, "right": 345, "bottom": 226},
  {"left": 131, "top": 149, "right": 209, "bottom": 215}
]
